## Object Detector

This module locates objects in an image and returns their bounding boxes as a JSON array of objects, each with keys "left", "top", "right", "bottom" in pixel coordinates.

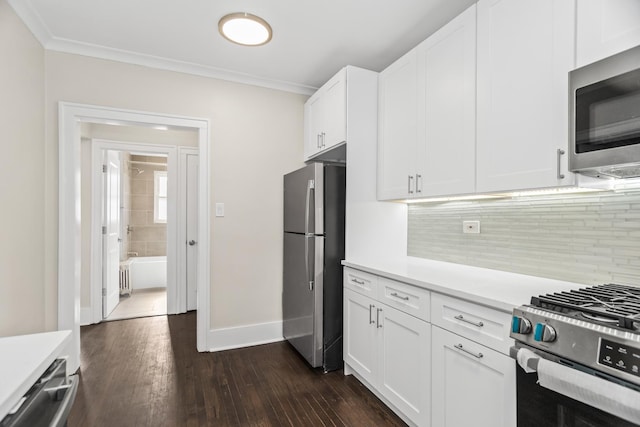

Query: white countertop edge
[
  {"left": 342, "top": 257, "right": 586, "bottom": 313},
  {"left": 0, "top": 330, "right": 72, "bottom": 421}
]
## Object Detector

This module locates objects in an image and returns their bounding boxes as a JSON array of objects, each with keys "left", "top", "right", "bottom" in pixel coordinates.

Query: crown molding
[
  {"left": 7, "top": 0, "right": 317, "bottom": 96},
  {"left": 46, "top": 38, "right": 317, "bottom": 95},
  {"left": 7, "top": 0, "right": 52, "bottom": 46}
]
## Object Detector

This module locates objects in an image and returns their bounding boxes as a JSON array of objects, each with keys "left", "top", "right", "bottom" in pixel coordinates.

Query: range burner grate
[{"left": 531, "top": 283, "right": 640, "bottom": 330}]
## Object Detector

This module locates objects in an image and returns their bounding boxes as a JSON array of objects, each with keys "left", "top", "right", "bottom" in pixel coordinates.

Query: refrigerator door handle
[
  {"left": 305, "top": 235, "right": 314, "bottom": 291},
  {"left": 304, "top": 179, "right": 315, "bottom": 235}
]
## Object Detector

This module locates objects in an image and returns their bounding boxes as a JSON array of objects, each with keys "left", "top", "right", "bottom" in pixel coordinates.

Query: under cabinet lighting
[{"left": 218, "top": 13, "right": 272, "bottom": 46}]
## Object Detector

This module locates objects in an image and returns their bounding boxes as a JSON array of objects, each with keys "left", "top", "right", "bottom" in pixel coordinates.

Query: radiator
[{"left": 119, "top": 262, "right": 132, "bottom": 296}]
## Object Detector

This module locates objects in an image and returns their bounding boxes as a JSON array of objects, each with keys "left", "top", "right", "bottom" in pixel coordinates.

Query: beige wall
[
  {"left": 0, "top": 1, "right": 46, "bottom": 336},
  {"left": 45, "top": 51, "right": 306, "bottom": 331}
]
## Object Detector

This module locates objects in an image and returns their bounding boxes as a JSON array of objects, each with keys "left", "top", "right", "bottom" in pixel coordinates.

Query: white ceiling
[{"left": 9, "top": 0, "right": 476, "bottom": 94}]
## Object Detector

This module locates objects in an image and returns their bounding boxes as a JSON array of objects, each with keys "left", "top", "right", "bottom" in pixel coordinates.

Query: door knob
[{"left": 188, "top": 240, "right": 197, "bottom": 246}]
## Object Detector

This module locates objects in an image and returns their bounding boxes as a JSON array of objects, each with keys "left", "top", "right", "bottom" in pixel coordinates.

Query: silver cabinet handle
[
  {"left": 369, "top": 304, "right": 375, "bottom": 324},
  {"left": 454, "top": 343, "right": 483, "bottom": 359},
  {"left": 377, "top": 308, "right": 383, "bottom": 328},
  {"left": 557, "top": 148, "right": 565, "bottom": 179},
  {"left": 454, "top": 314, "right": 484, "bottom": 327},
  {"left": 317, "top": 133, "right": 321, "bottom": 149},
  {"left": 390, "top": 292, "right": 409, "bottom": 301},
  {"left": 416, "top": 174, "right": 422, "bottom": 193},
  {"left": 321, "top": 132, "right": 326, "bottom": 148},
  {"left": 408, "top": 175, "right": 414, "bottom": 194},
  {"left": 352, "top": 278, "right": 365, "bottom": 285}
]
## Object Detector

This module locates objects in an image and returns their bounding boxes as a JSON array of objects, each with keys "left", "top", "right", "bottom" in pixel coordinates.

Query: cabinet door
[
  {"left": 322, "top": 69, "right": 347, "bottom": 150},
  {"left": 378, "top": 50, "right": 418, "bottom": 200},
  {"left": 304, "top": 92, "right": 324, "bottom": 160},
  {"left": 378, "top": 304, "right": 430, "bottom": 427},
  {"left": 576, "top": 0, "right": 640, "bottom": 68},
  {"left": 344, "top": 289, "right": 378, "bottom": 386},
  {"left": 431, "top": 326, "right": 516, "bottom": 427},
  {"left": 476, "top": 0, "right": 575, "bottom": 193},
  {"left": 417, "top": 4, "right": 477, "bottom": 197}
]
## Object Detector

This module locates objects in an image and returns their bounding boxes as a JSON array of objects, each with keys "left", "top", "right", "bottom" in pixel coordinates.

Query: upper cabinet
[
  {"left": 475, "top": 0, "right": 576, "bottom": 193},
  {"left": 304, "top": 67, "right": 377, "bottom": 163},
  {"left": 377, "top": 50, "right": 419, "bottom": 200},
  {"left": 419, "top": 5, "right": 477, "bottom": 197},
  {"left": 378, "top": 5, "right": 477, "bottom": 200},
  {"left": 304, "top": 69, "right": 347, "bottom": 161},
  {"left": 576, "top": 0, "right": 640, "bottom": 68}
]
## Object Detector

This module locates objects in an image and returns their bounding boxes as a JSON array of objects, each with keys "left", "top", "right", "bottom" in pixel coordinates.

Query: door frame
[
  {"left": 59, "top": 102, "right": 211, "bottom": 373},
  {"left": 100, "top": 148, "right": 123, "bottom": 319},
  {"left": 90, "top": 140, "right": 179, "bottom": 323},
  {"left": 177, "top": 147, "right": 199, "bottom": 313}
]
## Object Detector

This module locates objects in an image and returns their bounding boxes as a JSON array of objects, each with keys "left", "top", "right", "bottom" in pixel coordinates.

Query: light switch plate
[{"left": 215, "top": 203, "right": 225, "bottom": 217}]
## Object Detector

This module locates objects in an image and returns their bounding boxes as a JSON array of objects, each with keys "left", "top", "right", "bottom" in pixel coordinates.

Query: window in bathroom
[{"left": 154, "top": 170, "right": 168, "bottom": 223}]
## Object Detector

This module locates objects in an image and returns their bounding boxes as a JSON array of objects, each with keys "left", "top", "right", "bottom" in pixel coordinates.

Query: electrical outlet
[{"left": 463, "top": 220, "right": 480, "bottom": 234}]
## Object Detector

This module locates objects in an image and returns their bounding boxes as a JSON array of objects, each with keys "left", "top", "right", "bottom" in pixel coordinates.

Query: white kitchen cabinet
[
  {"left": 431, "top": 326, "right": 516, "bottom": 427},
  {"left": 344, "top": 269, "right": 430, "bottom": 426},
  {"left": 377, "top": 5, "right": 476, "bottom": 200},
  {"left": 344, "top": 288, "right": 378, "bottom": 386},
  {"left": 304, "top": 66, "right": 378, "bottom": 163},
  {"left": 304, "top": 69, "right": 346, "bottom": 160},
  {"left": 576, "top": 0, "right": 640, "bottom": 68},
  {"left": 417, "top": 4, "right": 476, "bottom": 197},
  {"left": 377, "top": 49, "right": 419, "bottom": 200},
  {"left": 377, "top": 304, "right": 430, "bottom": 427},
  {"left": 476, "top": 0, "right": 576, "bottom": 193}
]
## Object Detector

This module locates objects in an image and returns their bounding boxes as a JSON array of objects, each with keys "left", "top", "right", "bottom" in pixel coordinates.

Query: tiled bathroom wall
[
  {"left": 126, "top": 155, "right": 167, "bottom": 257},
  {"left": 408, "top": 190, "right": 640, "bottom": 286}
]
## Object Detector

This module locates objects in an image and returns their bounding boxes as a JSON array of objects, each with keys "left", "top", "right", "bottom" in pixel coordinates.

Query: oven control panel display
[{"left": 598, "top": 338, "right": 640, "bottom": 378}]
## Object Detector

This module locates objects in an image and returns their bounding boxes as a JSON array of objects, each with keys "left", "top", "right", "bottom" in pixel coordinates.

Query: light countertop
[
  {"left": 0, "top": 330, "right": 71, "bottom": 420},
  {"left": 343, "top": 256, "right": 586, "bottom": 313}
]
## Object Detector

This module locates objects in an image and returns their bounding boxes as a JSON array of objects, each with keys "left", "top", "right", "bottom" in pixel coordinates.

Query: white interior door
[
  {"left": 186, "top": 153, "right": 198, "bottom": 311},
  {"left": 103, "top": 150, "right": 121, "bottom": 318}
]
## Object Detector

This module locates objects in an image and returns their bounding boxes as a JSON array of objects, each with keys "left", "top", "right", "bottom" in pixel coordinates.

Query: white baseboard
[
  {"left": 80, "top": 307, "right": 93, "bottom": 326},
  {"left": 207, "top": 320, "right": 284, "bottom": 352}
]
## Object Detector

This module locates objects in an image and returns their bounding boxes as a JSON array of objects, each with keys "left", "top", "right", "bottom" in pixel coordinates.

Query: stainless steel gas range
[{"left": 510, "top": 284, "right": 640, "bottom": 427}]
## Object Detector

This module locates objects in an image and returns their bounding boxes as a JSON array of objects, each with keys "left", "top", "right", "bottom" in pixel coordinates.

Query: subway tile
[{"left": 409, "top": 189, "right": 640, "bottom": 285}]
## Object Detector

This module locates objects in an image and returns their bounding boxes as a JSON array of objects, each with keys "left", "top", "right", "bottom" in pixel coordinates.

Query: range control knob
[
  {"left": 534, "top": 323, "right": 557, "bottom": 343},
  {"left": 511, "top": 316, "right": 532, "bottom": 334}
]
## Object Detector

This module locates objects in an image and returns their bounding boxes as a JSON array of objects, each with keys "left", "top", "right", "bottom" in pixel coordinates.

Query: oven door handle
[
  {"left": 50, "top": 374, "right": 79, "bottom": 427},
  {"left": 512, "top": 346, "right": 640, "bottom": 425}
]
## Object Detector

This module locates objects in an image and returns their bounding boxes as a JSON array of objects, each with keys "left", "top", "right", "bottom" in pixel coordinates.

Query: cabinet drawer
[
  {"left": 344, "top": 268, "right": 378, "bottom": 298},
  {"left": 378, "top": 277, "right": 430, "bottom": 322},
  {"left": 431, "top": 293, "right": 513, "bottom": 355}
]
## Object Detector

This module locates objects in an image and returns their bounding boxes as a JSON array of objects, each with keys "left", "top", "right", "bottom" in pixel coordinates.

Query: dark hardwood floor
[{"left": 68, "top": 312, "right": 407, "bottom": 427}]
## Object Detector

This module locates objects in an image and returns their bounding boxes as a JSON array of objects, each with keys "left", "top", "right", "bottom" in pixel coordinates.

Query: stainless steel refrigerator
[{"left": 283, "top": 162, "right": 345, "bottom": 372}]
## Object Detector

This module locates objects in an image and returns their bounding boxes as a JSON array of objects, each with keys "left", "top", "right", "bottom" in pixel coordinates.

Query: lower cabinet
[
  {"left": 343, "top": 267, "right": 516, "bottom": 427},
  {"left": 344, "top": 288, "right": 430, "bottom": 426},
  {"left": 431, "top": 325, "right": 516, "bottom": 427}
]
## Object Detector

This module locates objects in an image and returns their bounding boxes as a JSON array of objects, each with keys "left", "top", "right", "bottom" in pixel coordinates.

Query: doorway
[
  {"left": 59, "top": 103, "right": 211, "bottom": 373},
  {"left": 102, "top": 149, "right": 171, "bottom": 321}
]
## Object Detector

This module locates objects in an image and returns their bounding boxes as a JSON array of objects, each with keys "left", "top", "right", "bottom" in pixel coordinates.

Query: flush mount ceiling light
[{"left": 218, "top": 12, "right": 272, "bottom": 46}]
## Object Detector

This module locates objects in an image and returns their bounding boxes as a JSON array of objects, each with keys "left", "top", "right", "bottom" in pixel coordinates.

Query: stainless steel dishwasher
[{"left": 0, "top": 359, "right": 78, "bottom": 427}]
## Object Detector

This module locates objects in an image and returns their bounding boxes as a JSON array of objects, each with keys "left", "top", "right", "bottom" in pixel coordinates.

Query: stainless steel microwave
[{"left": 569, "top": 44, "right": 640, "bottom": 179}]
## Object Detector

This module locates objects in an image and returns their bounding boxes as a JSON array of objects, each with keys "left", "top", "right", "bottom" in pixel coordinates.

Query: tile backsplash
[{"left": 408, "top": 190, "right": 640, "bottom": 286}]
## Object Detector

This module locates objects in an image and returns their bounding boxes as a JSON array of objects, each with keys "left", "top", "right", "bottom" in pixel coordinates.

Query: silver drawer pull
[
  {"left": 390, "top": 292, "right": 410, "bottom": 301},
  {"left": 352, "top": 278, "right": 365, "bottom": 285},
  {"left": 369, "top": 304, "right": 375, "bottom": 324},
  {"left": 454, "top": 343, "right": 483, "bottom": 359},
  {"left": 454, "top": 314, "right": 484, "bottom": 327},
  {"left": 377, "top": 308, "right": 383, "bottom": 328}
]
